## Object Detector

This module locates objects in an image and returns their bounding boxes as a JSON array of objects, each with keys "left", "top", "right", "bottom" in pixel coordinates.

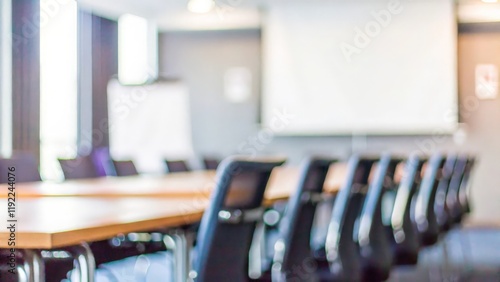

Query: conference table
[
  {"left": 0, "top": 197, "right": 207, "bottom": 282},
  {"left": 0, "top": 164, "right": 346, "bottom": 282},
  {"left": 0, "top": 165, "right": 346, "bottom": 201}
]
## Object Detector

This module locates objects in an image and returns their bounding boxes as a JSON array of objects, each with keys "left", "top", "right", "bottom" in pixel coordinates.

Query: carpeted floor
[{"left": 388, "top": 228, "right": 500, "bottom": 282}]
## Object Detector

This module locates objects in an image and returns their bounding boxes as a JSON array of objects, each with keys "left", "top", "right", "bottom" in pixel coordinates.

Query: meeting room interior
[{"left": 0, "top": 0, "right": 499, "bottom": 281}]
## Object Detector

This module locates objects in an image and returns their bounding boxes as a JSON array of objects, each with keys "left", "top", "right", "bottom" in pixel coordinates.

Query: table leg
[
  {"left": 21, "top": 249, "right": 44, "bottom": 282},
  {"left": 249, "top": 222, "right": 265, "bottom": 279},
  {"left": 17, "top": 265, "right": 28, "bottom": 282},
  {"left": 68, "top": 243, "right": 96, "bottom": 282},
  {"left": 164, "top": 230, "right": 189, "bottom": 282}
]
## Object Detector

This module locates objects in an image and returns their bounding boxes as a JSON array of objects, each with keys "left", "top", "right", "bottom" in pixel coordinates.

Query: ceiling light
[
  {"left": 482, "top": 0, "right": 498, "bottom": 3},
  {"left": 187, "top": 0, "right": 215, "bottom": 14}
]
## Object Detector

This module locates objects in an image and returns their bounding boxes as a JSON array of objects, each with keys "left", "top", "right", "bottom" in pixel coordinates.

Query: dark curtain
[
  {"left": 11, "top": 0, "right": 40, "bottom": 161},
  {"left": 91, "top": 14, "right": 117, "bottom": 148},
  {"left": 78, "top": 10, "right": 118, "bottom": 150}
]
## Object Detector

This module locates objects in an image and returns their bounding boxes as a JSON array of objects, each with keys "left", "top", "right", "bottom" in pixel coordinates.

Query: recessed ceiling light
[
  {"left": 481, "top": 0, "right": 498, "bottom": 3},
  {"left": 187, "top": 0, "right": 215, "bottom": 14}
]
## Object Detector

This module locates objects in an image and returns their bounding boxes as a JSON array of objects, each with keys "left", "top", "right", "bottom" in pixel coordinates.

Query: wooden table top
[
  {"left": 264, "top": 163, "right": 345, "bottom": 203},
  {"left": 0, "top": 197, "right": 207, "bottom": 249},
  {"left": 2, "top": 171, "right": 217, "bottom": 198},
  {"left": 0, "top": 164, "right": 346, "bottom": 200},
  {"left": 0, "top": 163, "right": 346, "bottom": 249}
]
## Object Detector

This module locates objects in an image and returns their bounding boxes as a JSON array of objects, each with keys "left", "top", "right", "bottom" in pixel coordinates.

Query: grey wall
[
  {"left": 159, "top": 30, "right": 262, "bottom": 158},
  {"left": 159, "top": 27, "right": 500, "bottom": 222},
  {"left": 457, "top": 23, "right": 500, "bottom": 222}
]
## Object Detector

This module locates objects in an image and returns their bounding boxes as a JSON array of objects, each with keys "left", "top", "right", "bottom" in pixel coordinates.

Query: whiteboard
[
  {"left": 262, "top": 0, "right": 458, "bottom": 135},
  {"left": 108, "top": 79, "right": 194, "bottom": 173}
]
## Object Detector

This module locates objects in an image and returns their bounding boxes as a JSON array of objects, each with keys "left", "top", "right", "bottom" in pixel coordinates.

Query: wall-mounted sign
[
  {"left": 224, "top": 67, "right": 252, "bottom": 103},
  {"left": 475, "top": 64, "right": 498, "bottom": 100}
]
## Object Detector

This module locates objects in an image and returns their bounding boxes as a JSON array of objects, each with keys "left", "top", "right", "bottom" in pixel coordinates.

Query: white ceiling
[
  {"left": 78, "top": 0, "right": 265, "bottom": 30},
  {"left": 77, "top": 0, "right": 500, "bottom": 30},
  {"left": 78, "top": 0, "right": 187, "bottom": 20}
]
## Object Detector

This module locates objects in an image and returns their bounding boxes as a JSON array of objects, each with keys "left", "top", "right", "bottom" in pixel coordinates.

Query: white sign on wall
[
  {"left": 224, "top": 67, "right": 252, "bottom": 103},
  {"left": 475, "top": 64, "right": 498, "bottom": 100}
]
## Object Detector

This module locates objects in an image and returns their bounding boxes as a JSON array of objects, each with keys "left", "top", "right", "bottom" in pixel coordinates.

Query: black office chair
[
  {"left": 446, "top": 155, "right": 476, "bottom": 226},
  {"left": 445, "top": 156, "right": 467, "bottom": 226},
  {"left": 165, "top": 160, "right": 190, "bottom": 173},
  {"left": 203, "top": 157, "right": 220, "bottom": 170},
  {"left": 435, "top": 154, "right": 457, "bottom": 232},
  {"left": 270, "top": 157, "right": 336, "bottom": 281},
  {"left": 112, "top": 160, "right": 139, "bottom": 176},
  {"left": 457, "top": 157, "right": 475, "bottom": 221},
  {"left": 58, "top": 155, "right": 99, "bottom": 180},
  {"left": 412, "top": 153, "right": 446, "bottom": 247},
  {"left": 389, "top": 154, "right": 425, "bottom": 265},
  {"left": 321, "top": 155, "right": 377, "bottom": 281},
  {"left": 191, "top": 156, "right": 286, "bottom": 281},
  {"left": 91, "top": 147, "right": 116, "bottom": 177},
  {"left": 0, "top": 153, "right": 41, "bottom": 183},
  {"left": 357, "top": 153, "right": 398, "bottom": 281}
]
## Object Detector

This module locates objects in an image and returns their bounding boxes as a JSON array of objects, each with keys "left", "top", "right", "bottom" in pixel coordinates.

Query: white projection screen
[{"left": 262, "top": 0, "right": 458, "bottom": 135}]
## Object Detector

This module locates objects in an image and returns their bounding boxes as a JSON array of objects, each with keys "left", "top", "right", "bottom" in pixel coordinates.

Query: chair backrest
[
  {"left": 413, "top": 153, "right": 445, "bottom": 246},
  {"left": 0, "top": 153, "right": 41, "bottom": 183},
  {"left": 445, "top": 155, "right": 467, "bottom": 225},
  {"left": 272, "top": 157, "right": 336, "bottom": 281},
  {"left": 203, "top": 157, "right": 220, "bottom": 170},
  {"left": 325, "top": 155, "right": 376, "bottom": 281},
  {"left": 91, "top": 147, "right": 116, "bottom": 177},
  {"left": 458, "top": 156, "right": 475, "bottom": 217},
  {"left": 58, "top": 155, "right": 99, "bottom": 180},
  {"left": 357, "top": 153, "right": 398, "bottom": 281},
  {"left": 164, "top": 160, "right": 190, "bottom": 173},
  {"left": 112, "top": 160, "right": 138, "bottom": 177},
  {"left": 192, "top": 156, "right": 286, "bottom": 282},
  {"left": 390, "top": 154, "right": 425, "bottom": 265},
  {"left": 435, "top": 154, "right": 457, "bottom": 232}
]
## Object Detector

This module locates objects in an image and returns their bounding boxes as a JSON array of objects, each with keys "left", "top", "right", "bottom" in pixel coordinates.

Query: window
[
  {"left": 118, "top": 14, "right": 158, "bottom": 85},
  {"left": 0, "top": 0, "right": 12, "bottom": 157},
  {"left": 39, "top": 0, "right": 78, "bottom": 180}
]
